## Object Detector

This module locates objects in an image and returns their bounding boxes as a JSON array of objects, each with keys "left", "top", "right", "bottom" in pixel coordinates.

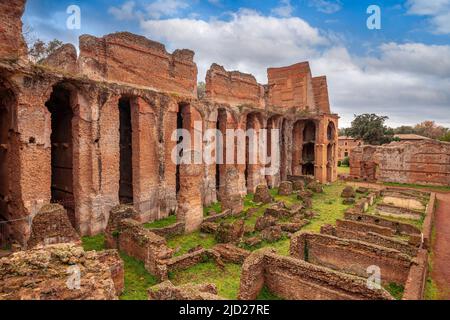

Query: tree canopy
[{"left": 347, "top": 113, "right": 394, "bottom": 145}]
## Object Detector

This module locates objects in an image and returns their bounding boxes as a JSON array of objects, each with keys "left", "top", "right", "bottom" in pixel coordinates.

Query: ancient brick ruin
[
  {"left": 0, "top": 0, "right": 338, "bottom": 247},
  {"left": 350, "top": 140, "right": 450, "bottom": 186}
]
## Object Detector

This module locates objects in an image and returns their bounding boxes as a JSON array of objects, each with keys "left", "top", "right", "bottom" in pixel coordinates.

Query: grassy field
[
  {"left": 337, "top": 166, "right": 350, "bottom": 175},
  {"left": 81, "top": 180, "right": 426, "bottom": 300}
]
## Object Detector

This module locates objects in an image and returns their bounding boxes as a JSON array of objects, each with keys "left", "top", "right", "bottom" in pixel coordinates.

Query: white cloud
[
  {"left": 271, "top": 0, "right": 294, "bottom": 18},
  {"left": 406, "top": 0, "right": 450, "bottom": 34},
  {"left": 138, "top": 8, "right": 450, "bottom": 128},
  {"left": 108, "top": 1, "right": 136, "bottom": 21},
  {"left": 146, "top": 0, "right": 189, "bottom": 19},
  {"left": 308, "top": 0, "right": 342, "bottom": 14},
  {"left": 140, "top": 9, "right": 328, "bottom": 80}
]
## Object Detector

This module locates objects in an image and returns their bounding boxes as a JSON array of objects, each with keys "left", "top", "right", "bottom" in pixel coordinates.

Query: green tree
[
  {"left": 197, "top": 82, "right": 206, "bottom": 100},
  {"left": 347, "top": 114, "right": 394, "bottom": 145},
  {"left": 414, "top": 121, "right": 448, "bottom": 139},
  {"left": 338, "top": 127, "right": 351, "bottom": 136},
  {"left": 28, "top": 38, "right": 63, "bottom": 63},
  {"left": 440, "top": 132, "right": 450, "bottom": 142},
  {"left": 394, "top": 126, "right": 415, "bottom": 134}
]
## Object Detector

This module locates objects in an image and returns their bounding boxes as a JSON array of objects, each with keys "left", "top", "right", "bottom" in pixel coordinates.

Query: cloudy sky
[{"left": 23, "top": 0, "right": 450, "bottom": 128}]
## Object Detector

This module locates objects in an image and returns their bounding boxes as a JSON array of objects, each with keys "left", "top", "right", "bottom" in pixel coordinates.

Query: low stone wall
[
  {"left": 149, "top": 281, "right": 224, "bottom": 300},
  {"left": 238, "top": 249, "right": 393, "bottom": 300},
  {"left": 164, "top": 249, "right": 223, "bottom": 275},
  {"left": 0, "top": 244, "right": 121, "bottom": 300},
  {"left": 147, "top": 222, "right": 185, "bottom": 238},
  {"left": 422, "top": 192, "right": 436, "bottom": 249},
  {"left": 344, "top": 211, "right": 421, "bottom": 236},
  {"left": 376, "top": 203, "right": 423, "bottom": 220},
  {"left": 212, "top": 244, "right": 251, "bottom": 264},
  {"left": 336, "top": 219, "right": 394, "bottom": 237},
  {"left": 290, "top": 232, "right": 413, "bottom": 285},
  {"left": 27, "top": 204, "right": 81, "bottom": 249},
  {"left": 321, "top": 225, "right": 418, "bottom": 257},
  {"left": 403, "top": 249, "right": 429, "bottom": 300},
  {"left": 203, "top": 209, "right": 233, "bottom": 223},
  {"left": 117, "top": 219, "right": 174, "bottom": 279},
  {"left": 97, "top": 250, "right": 125, "bottom": 296}
]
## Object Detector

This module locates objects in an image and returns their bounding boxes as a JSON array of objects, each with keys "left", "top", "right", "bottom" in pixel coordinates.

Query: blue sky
[{"left": 23, "top": 0, "right": 450, "bottom": 128}]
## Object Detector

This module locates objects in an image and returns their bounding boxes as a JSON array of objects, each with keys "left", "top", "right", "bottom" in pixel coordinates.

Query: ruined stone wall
[
  {"left": 79, "top": 32, "right": 198, "bottom": 98},
  {"left": 205, "top": 64, "right": 265, "bottom": 108},
  {"left": 350, "top": 140, "right": 450, "bottom": 186},
  {"left": 238, "top": 249, "right": 393, "bottom": 300},
  {"left": 0, "top": 0, "right": 27, "bottom": 60},
  {"left": 267, "top": 62, "right": 316, "bottom": 110},
  {"left": 290, "top": 232, "right": 413, "bottom": 285},
  {"left": 0, "top": 0, "right": 338, "bottom": 244}
]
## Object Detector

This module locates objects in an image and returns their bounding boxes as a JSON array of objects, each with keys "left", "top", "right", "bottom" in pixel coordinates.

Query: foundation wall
[
  {"left": 238, "top": 250, "right": 393, "bottom": 300},
  {"left": 290, "top": 232, "right": 412, "bottom": 285}
]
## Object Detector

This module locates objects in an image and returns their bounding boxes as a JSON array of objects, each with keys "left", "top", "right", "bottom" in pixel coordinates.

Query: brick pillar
[{"left": 131, "top": 97, "right": 160, "bottom": 222}]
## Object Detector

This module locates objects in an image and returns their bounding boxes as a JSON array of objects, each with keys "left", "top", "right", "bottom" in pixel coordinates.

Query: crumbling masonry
[{"left": 0, "top": 0, "right": 338, "bottom": 246}]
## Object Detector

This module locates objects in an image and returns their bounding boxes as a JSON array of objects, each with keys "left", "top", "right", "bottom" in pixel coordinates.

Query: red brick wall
[
  {"left": 205, "top": 64, "right": 265, "bottom": 108},
  {"left": 0, "top": 0, "right": 27, "bottom": 60},
  {"left": 267, "top": 62, "right": 315, "bottom": 110},
  {"left": 79, "top": 32, "right": 197, "bottom": 98}
]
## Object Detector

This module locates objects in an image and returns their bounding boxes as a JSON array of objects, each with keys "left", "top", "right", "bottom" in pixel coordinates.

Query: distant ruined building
[{"left": 0, "top": 0, "right": 338, "bottom": 246}]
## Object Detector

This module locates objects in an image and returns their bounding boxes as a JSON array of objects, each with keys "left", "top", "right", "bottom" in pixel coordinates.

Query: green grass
[
  {"left": 120, "top": 253, "right": 159, "bottom": 300},
  {"left": 383, "top": 182, "right": 450, "bottom": 193},
  {"left": 385, "top": 283, "right": 404, "bottom": 300},
  {"left": 302, "top": 181, "right": 354, "bottom": 233},
  {"left": 257, "top": 286, "right": 284, "bottom": 300},
  {"left": 81, "top": 234, "right": 106, "bottom": 251},
  {"left": 337, "top": 166, "right": 350, "bottom": 174},
  {"left": 167, "top": 231, "right": 217, "bottom": 256},
  {"left": 203, "top": 202, "right": 222, "bottom": 216},
  {"left": 143, "top": 215, "right": 177, "bottom": 229},
  {"left": 170, "top": 262, "right": 242, "bottom": 299}
]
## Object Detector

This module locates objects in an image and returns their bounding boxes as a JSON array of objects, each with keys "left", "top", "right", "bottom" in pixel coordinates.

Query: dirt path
[{"left": 432, "top": 193, "right": 450, "bottom": 299}]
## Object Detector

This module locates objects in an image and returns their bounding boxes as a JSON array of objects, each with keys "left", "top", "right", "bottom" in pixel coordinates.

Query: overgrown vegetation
[
  {"left": 81, "top": 234, "right": 105, "bottom": 252},
  {"left": 257, "top": 286, "right": 284, "bottom": 300},
  {"left": 203, "top": 202, "right": 222, "bottom": 216},
  {"left": 144, "top": 215, "right": 177, "bottom": 229},
  {"left": 120, "top": 253, "right": 159, "bottom": 300},
  {"left": 385, "top": 282, "right": 404, "bottom": 300},
  {"left": 169, "top": 262, "right": 241, "bottom": 299}
]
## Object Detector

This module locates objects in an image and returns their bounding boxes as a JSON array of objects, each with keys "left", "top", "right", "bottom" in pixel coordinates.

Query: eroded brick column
[
  {"left": 315, "top": 118, "right": 327, "bottom": 183},
  {"left": 131, "top": 97, "right": 159, "bottom": 222}
]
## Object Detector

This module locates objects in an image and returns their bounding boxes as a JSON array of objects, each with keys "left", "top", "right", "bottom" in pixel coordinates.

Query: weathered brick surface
[
  {"left": 27, "top": 204, "right": 81, "bottom": 248},
  {"left": 0, "top": 0, "right": 338, "bottom": 246},
  {"left": 350, "top": 140, "right": 450, "bottom": 186},
  {"left": 0, "top": 0, "right": 27, "bottom": 60},
  {"left": 206, "top": 64, "right": 265, "bottom": 108},
  {"left": 0, "top": 244, "right": 120, "bottom": 300},
  {"left": 290, "top": 232, "right": 413, "bottom": 286},
  {"left": 79, "top": 32, "right": 197, "bottom": 97},
  {"left": 238, "top": 249, "right": 393, "bottom": 300}
]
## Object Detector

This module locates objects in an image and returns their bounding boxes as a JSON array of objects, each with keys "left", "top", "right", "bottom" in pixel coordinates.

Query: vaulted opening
[
  {"left": 216, "top": 109, "right": 227, "bottom": 200},
  {"left": 119, "top": 97, "right": 133, "bottom": 205},
  {"left": 45, "top": 84, "right": 75, "bottom": 226},
  {"left": 302, "top": 121, "right": 316, "bottom": 176},
  {"left": 0, "top": 80, "right": 15, "bottom": 247},
  {"left": 176, "top": 103, "right": 191, "bottom": 199}
]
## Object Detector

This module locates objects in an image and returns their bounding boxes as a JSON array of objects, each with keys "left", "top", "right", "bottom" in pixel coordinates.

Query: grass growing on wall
[
  {"left": 303, "top": 182, "right": 353, "bottom": 233},
  {"left": 143, "top": 215, "right": 177, "bottom": 229},
  {"left": 167, "top": 231, "right": 217, "bottom": 257},
  {"left": 203, "top": 202, "right": 222, "bottom": 216},
  {"left": 120, "top": 253, "right": 159, "bottom": 300},
  {"left": 257, "top": 286, "right": 284, "bottom": 300},
  {"left": 383, "top": 182, "right": 450, "bottom": 193},
  {"left": 169, "top": 262, "right": 242, "bottom": 299},
  {"left": 385, "top": 283, "right": 404, "bottom": 300},
  {"left": 81, "top": 234, "right": 106, "bottom": 252}
]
